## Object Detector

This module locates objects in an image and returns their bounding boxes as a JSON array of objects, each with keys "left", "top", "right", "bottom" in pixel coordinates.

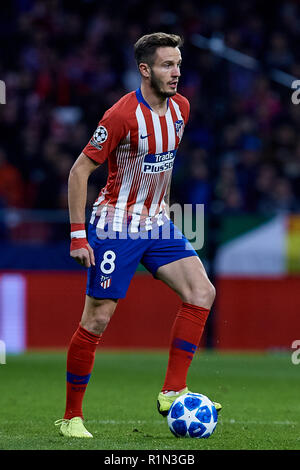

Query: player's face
[{"left": 149, "top": 47, "right": 182, "bottom": 98}]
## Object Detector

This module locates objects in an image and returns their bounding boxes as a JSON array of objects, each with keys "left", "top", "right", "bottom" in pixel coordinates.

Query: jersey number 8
[{"left": 100, "top": 250, "right": 116, "bottom": 275}]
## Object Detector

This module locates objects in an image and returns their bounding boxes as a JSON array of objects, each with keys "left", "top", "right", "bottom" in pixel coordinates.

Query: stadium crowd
[{"left": 0, "top": 0, "right": 300, "bottom": 224}]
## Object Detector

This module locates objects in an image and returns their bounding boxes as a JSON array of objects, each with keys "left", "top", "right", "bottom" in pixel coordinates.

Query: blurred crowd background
[{"left": 0, "top": 0, "right": 300, "bottom": 241}]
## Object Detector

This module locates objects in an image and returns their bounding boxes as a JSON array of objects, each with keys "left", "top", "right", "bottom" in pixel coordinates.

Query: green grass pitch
[{"left": 0, "top": 350, "right": 299, "bottom": 450}]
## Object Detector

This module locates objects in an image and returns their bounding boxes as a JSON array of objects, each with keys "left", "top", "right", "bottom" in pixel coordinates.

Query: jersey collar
[{"left": 135, "top": 88, "right": 169, "bottom": 112}]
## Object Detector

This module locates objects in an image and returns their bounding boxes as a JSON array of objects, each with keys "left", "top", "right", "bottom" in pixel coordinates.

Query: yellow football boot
[
  {"left": 55, "top": 417, "right": 93, "bottom": 438},
  {"left": 157, "top": 388, "right": 222, "bottom": 416},
  {"left": 157, "top": 387, "right": 189, "bottom": 416}
]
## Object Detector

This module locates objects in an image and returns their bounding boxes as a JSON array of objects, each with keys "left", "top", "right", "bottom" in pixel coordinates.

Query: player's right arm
[
  {"left": 70, "top": 100, "right": 128, "bottom": 267},
  {"left": 68, "top": 152, "right": 100, "bottom": 268}
]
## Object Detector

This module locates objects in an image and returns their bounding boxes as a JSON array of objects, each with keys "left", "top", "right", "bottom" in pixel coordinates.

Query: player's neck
[{"left": 140, "top": 83, "right": 169, "bottom": 116}]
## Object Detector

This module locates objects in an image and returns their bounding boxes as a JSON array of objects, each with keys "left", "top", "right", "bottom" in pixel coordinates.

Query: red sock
[
  {"left": 63, "top": 324, "right": 101, "bottom": 420},
  {"left": 162, "top": 302, "right": 210, "bottom": 392}
]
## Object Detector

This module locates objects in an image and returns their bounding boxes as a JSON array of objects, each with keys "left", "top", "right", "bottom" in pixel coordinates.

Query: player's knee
[
  {"left": 81, "top": 312, "right": 111, "bottom": 335},
  {"left": 206, "top": 281, "right": 216, "bottom": 306},
  {"left": 81, "top": 298, "right": 117, "bottom": 335},
  {"left": 88, "top": 312, "right": 111, "bottom": 334},
  {"left": 184, "top": 280, "right": 216, "bottom": 309}
]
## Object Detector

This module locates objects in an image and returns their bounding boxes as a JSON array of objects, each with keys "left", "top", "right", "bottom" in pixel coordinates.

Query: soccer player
[{"left": 55, "top": 32, "right": 221, "bottom": 438}]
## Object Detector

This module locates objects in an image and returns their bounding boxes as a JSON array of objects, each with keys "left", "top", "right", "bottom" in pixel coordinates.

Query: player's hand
[
  {"left": 70, "top": 224, "right": 95, "bottom": 268},
  {"left": 70, "top": 242, "right": 95, "bottom": 268}
]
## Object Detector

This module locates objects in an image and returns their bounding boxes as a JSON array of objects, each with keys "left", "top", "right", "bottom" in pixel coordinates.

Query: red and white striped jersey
[{"left": 83, "top": 88, "right": 190, "bottom": 232}]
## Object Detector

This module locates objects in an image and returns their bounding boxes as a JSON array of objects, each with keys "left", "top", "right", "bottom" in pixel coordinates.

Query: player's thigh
[
  {"left": 156, "top": 256, "right": 215, "bottom": 308},
  {"left": 86, "top": 225, "right": 144, "bottom": 299}
]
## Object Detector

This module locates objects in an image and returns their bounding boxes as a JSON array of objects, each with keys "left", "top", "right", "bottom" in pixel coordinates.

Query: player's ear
[{"left": 139, "top": 62, "right": 151, "bottom": 79}]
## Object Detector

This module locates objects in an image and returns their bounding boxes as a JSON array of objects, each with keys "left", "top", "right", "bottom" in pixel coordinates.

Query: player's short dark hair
[{"left": 134, "top": 32, "right": 183, "bottom": 66}]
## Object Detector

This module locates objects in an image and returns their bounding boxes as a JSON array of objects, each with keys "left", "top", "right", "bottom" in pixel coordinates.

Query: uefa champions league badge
[{"left": 90, "top": 125, "right": 108, "bottom": 150}]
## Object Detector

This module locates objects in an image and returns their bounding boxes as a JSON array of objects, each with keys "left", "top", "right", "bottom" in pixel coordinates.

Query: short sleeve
[
  {"left": 181, "top": 97, "right": 190, "bottom": 125},
  {"left": 173, "top": 93, "right": 190, "bottom": 126},
  {"left": 82, "top": 108, "right": 127, "bottom": 164},
  {"left": 185, "top": 99, "right": 190, "bottom": 124}
]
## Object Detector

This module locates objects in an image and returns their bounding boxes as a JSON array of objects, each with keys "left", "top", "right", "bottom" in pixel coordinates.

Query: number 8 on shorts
[{"left": 100, "top": 250, "right": 116, "bottom": 275}]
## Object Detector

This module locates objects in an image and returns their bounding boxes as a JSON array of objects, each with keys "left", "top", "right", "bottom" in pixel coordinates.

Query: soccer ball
[{"left": 167, "top": 392, "right": 218, "bottom": 438}]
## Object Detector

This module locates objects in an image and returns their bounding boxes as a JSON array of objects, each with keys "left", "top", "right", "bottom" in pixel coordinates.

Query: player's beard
[{"left": 149, "top": 68, "right": 177, "bottom": 98}]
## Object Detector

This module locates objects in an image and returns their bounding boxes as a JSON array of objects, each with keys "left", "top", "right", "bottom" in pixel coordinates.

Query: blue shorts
[{"left": 86, "top": 216, "right": 198, "bottom": 299}]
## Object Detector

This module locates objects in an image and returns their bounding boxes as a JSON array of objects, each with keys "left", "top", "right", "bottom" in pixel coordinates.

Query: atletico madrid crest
[
  {"left": 100, "top": 276, "right": 112, "bottom": 289},
  {"left": 174, "top": 119, "right": 184, "bottom": 141},
  {"left": 175, "top": 119, "right": 184, "bottom": 135}
]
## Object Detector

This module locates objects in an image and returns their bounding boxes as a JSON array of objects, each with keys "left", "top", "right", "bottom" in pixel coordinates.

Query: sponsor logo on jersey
[{"left": 142, "top": 150, "right": 177, "bottom": 174}]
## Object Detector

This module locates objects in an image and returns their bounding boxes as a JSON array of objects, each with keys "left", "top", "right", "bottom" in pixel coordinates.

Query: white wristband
[{"left": 70, "top": 230, "right": 87, "bottom": 239}]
